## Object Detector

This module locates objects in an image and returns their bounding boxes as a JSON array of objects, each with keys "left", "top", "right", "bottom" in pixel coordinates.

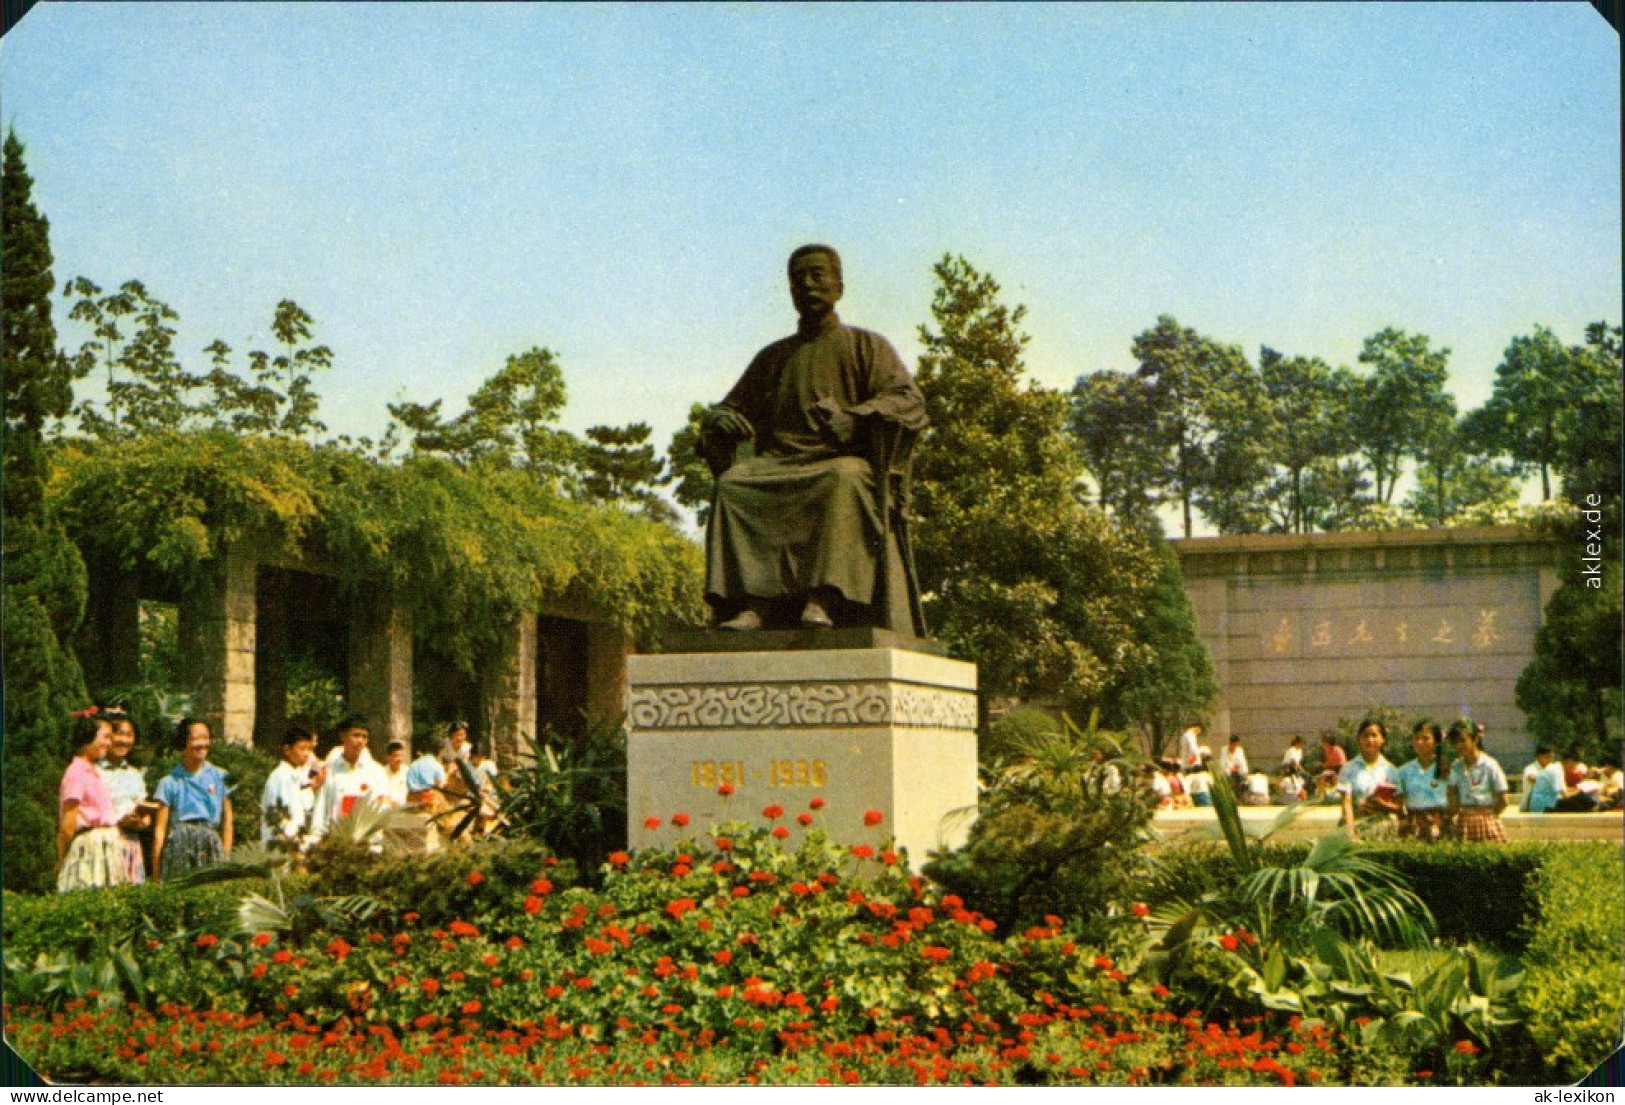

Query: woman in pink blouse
[{"left": 56, "top": 711, "right": 132, "bottom": 891}]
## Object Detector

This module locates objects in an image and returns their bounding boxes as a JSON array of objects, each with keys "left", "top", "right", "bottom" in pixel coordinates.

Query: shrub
[
  {"left": 925, "top": 715, "right": 1157, "bottom": 939},
  {"left": 1516, "top": 843, "right": 1625, "bottom": 1081}
]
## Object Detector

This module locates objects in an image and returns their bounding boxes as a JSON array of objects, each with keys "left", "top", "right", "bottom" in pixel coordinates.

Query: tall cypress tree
[{"left": 3, "top": 129, "right": 90, "bottom": 892}]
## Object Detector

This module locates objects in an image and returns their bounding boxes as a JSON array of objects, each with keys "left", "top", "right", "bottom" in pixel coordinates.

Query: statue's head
[{"left": 787, "top": 244, "right": 843, "bottom": 319}]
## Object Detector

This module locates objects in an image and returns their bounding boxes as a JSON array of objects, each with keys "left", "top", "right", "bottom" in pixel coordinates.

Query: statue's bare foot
[
  {"left": 718, "top": 608, "right": 763, "bottom": 631},
  {"left": 799, "top": 597, "right": 834, "bottom": 628}
]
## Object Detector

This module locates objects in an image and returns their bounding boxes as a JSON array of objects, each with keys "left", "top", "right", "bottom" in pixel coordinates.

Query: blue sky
[{"left": 3, "top": 3, "right": 1619, "bottom": 479}]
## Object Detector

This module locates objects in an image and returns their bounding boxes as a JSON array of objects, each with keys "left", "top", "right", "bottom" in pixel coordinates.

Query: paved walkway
[{"left": 1152, "top": 803, "right": 1624, "bottom": 844}]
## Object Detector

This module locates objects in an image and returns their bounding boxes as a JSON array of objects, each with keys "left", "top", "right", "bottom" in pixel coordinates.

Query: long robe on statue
[{"left": 705, "top": 313, "right": 928, "bottom": 617}]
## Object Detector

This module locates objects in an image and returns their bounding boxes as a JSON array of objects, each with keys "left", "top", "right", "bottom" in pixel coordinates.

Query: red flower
[
  {"left": 326, "top": 938, "right": 352, "bottom": 960},
  {"left": 796, "top": 813, "right": 813, "bottom": 826},
  {"left": 645, "top": 816, "right": 663, "bottom": 830},
  {"left": 506, "top": 935, "right": 525, "bottom": 950},
  {"left": 1218, "top": 934, "right": 1240, "bottom": 951},
  {"left": 250, "top": 932, "right": 273, "bottom": 947},
  {"left": 466, "top": 871, "right": 485, "bottom": 887},
  {"left": 921, "top": 945, "right": 951, "bottom": 963},
  {"left": 421, "top": 978, "right": 441, "bottom": 995},
  {"left": 717, "top": 782, "right": 735, "bottom": 796},
  {"left": 771, "top": 826, "right": 790, "bottom": 839},
  {"left": 1131, "top": 902, "right": 1150, "bottom": 918},
  {"left": 666, "top": 898, "right": 698, "bottom": 920},
  {"left": 271, "top": 949, "right": 293, "bottom": 965},
  {"left": 851, "top": 844, "right": 875, "bottom": 859},
  {"left": 1454, "top": 1039, "right": 1480, "bottom": 1056},
  {"left": 531, "top": 878, "right": 553, "bottom": 896},
  {"left": 672, "top": 812, "right": 691, "bottom": 827},
  {"left": 880, "top": 850, "right": 898, "bottom": 865},
  {"left": 713, "top": 949, "right": 733, "bottom": 965},
  {"left": 1093, "top": 956, "right": 1113, "bottom": 970},
  {"left": 195, "top": 934, "right": 219, "bottom": 950},
  {"left": 609, "top": 851, "right": 630, "bottom": 867},
  {"left": 448, "top": 920, "right": 479, "bottom": 937},
  {"left": 809, "top": 796, "right": 826, "bottom": 810},
  {"left": 524, "top": 895, "right": 543, "bottom": 915},
  {"left": 762, "top": 804, "right": 784, "bottom": 820},
  {"left": 461, "top": 1000, "right": 482, "bottom": 1015},
  {"left": 863, "top": 809, "right": 884, "bottom": 827}
]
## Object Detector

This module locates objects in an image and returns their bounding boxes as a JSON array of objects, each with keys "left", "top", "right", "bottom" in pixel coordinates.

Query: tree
[
  {"left": 390, "top": 346, "right": 582, "bottom": 491},
  {"left": 1095, "top": 542, "right": 1218, "bottom": 759},
  {"left": 1403, "top": 415, "right": 1519, "bottom": 526},
  {"left": 1349, "top": 328, "right": 1454, "bottom": 505},
  {"left": 1465, "top": 325, "right": 1597, "bottom": 500},
  {"left": 580, "top": 422, "right": 676, "bottom": 522},
  {"left": 912, "top": 255, "right": 1159, "bottom": 705},
  {"left": 1255, "top": 349, "right": 1360, "bottom": 533},
  {"left": 666, "top": 402, "right": 716, "bottom": 528},
  {"left": 1068, "top": 370, "right": 1171, "bottom": 532},
  {"left": 2, "top": 130, "right": 91, "bottom": 892},
  {"left": 64, "top": 283, "right": 331, "bottom": 440},
  {"left": 1515, "top": 322, "right": 1623, "bottom": 764},
  {"left": 1130, "top": 316, "right": 1258, "bottom": 538}
]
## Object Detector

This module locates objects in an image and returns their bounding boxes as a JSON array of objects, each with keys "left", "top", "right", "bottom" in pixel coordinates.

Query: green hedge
[
  {"left": 2, "top": 880, "right": 261, "bottom": 965},
  {"left": 1516, "top": 842, "right": 1625, "bottom": 1082},
  {"left": 1148, "top": 841, "right": 1549, "bottom": 950},
  {"left": 1363, "top": 843, "right": 1546, "bottom": 950}
]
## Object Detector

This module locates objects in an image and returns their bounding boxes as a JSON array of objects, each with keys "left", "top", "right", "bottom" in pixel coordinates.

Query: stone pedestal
[{"left": 628, "top": 641, "right": 978, "bottom": 867}]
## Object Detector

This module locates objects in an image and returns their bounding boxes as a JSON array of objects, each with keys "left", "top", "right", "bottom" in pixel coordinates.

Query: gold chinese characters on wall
[{"left": 1267, "top": 610, "right": 1506, "bottom": 655}]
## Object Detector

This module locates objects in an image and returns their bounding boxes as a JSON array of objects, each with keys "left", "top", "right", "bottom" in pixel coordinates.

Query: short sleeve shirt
[
  {"left": 154, "top": 763, "right": 229, "bottom": 826},
  {"left": 261, "top": 760, "right": 317, "bottom": 844},
  {"left": 1525, "top": 762, "right": 1567, "bottom": 814},
  {"left": 1395, "top": 758, "right": 1449, "bottom": 811},
  {"left": 100, "top": 760, "right": 148, "bottom": 820},
  {"left": 1337, "top": 755, "right": 1399, "bottom": 803},
  {"left": 60, "top": 758, "right": 117, "bottom": 827},
  {"left": 1448, "top": 754, "right": 1509, "bottom": 808},
  {"left": 405, "top": 754, "right": 447, "bottom": 793}
]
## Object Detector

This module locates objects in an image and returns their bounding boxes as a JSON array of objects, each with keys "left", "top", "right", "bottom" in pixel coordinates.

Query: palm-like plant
[{"left": 499, "top": 716, "right": 627, "bottom": 873}]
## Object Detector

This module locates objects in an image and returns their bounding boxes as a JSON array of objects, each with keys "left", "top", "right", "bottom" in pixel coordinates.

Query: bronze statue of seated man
[{"left": 699, "top": 244, "right": 928, "bottom": 633}]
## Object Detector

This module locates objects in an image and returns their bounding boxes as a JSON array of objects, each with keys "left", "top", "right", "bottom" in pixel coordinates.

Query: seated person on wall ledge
[{"left": 698, "top": 244, "right": 928, "bottom": 633}]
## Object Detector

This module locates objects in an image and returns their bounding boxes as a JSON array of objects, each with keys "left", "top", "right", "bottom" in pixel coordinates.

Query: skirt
[
  {"left": 57, "top": 827, "right": 134, "bottom": 892},
  {"left": 118, "top": 831, "right": 146, "bottom": 884},
  {"left": 1454, "top": 807, "right": 1507, "bottom": 843},
  {"left": 162, "top": 822, "right": 225, "bottom": 877},
  {"left": 1401, "top": 808, "right": 1448, "bottom": 843}
]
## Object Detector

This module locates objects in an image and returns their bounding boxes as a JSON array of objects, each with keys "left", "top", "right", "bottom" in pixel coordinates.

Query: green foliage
[
  {"left": 389, "top": 346, "right": 581, "bottom": 491},
  {"left": 1351, "top": 328, "right": 1455, "bottom": 505},
  {"left": 1254, "top": 349, "right": 1363, "bottom": 534},
  {"left": 912, "top": 255, "right": 1160, "bottom": 702},
  {"left": 580, "top": 422, "right": 676, "bottom": 522},
  {"left": 1068, "top": 369, "right": 1170, "bottom": 530},
  {"left": 3, "top": 130, "right": 92, "bottom": 893},
  {"left": 1518, "top": 550, "right": 1622, "bottom": 762},
  {"left": 1129, "top": 315, "right": 1263, "bottom": 538},
  {"left": 500, "top": 718, "right": 628, "bottom": 876},
  {"left": 665, "top": 401, "right": 716, "bottom": 527},
  {"left": 924, "top": 713, "right": 1158, "bottom": 940},
  {"left": 1516, "top": 843, "right": 1625, "bottom": 1081},
  {"left": 53, "top": 431, "right": 704, "bottom": 674},
  {"left": 1092, "top": 541, "right": 1217, "bottom": 759}
]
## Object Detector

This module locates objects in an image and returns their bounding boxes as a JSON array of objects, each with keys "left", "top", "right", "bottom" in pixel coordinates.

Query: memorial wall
[{"left": 1174, "top": 526, "right": 1562, "bottom": 763}]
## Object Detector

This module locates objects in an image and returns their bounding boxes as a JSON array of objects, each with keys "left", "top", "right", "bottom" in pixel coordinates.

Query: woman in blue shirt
[
  {"left": 1396, "top": 721, "right": 1449, "bottom": 842},
  {"left": 151, "top": 718, "right": 234, "bottom": 879}
]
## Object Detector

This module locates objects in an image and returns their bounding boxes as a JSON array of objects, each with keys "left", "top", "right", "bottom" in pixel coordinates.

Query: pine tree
[
  {"left": 913, "top": 255, "right": 1159, "bottom": 705},
  {"left": 2, "top": 130, "right": 91, "bottom": 892}
]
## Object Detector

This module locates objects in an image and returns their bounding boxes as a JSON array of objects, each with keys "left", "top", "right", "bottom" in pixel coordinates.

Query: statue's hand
[
  {"left": 705, "top": 407, "right": 754, "bottom": 441},
  {"left": 814, "top": 398, "right": 856, "bottom": 445}
]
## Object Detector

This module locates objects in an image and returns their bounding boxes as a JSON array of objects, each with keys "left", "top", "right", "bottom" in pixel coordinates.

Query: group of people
[
  {"left": 57, "top": 708, "right": 233, "bottom": 892},
  {"left": 1520, "top": 748, "right": 1622, "bottom": 814},
  {"left": 55, "top": 708, "right": 498, "bottom": 894},
  {"left": 1151, "top": 717, "right": 1615, "bottom": 844}
]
